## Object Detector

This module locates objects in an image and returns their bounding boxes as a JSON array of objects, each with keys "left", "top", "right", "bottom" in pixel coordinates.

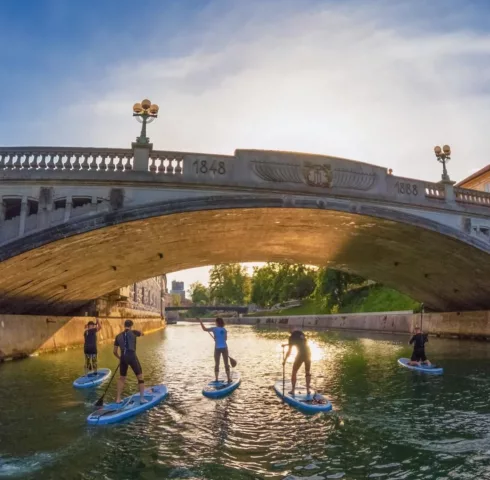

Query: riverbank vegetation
[{"left": 188, "top": 263, "right": 420, "bottom": 315}]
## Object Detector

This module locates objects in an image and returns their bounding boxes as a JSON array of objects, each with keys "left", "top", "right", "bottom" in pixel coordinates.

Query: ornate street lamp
[
  {"left": 133, "top": 99, "right": 159, "bottom": 144},
  {"left": 434, "top": 144, "right": 451, "bottom": 182}
]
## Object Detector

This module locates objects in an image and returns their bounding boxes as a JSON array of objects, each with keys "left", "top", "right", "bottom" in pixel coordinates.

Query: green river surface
[{"left": 2, "top": 322, "right": 490, "bottom": 480}]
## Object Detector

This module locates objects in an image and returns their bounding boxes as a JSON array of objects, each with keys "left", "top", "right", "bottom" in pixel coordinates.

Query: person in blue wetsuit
[
  {"left": 200, "top": 317, "right": 232, "bottom": 383},
  {"left": 409, "top": 326, "right": 431, "bottom": 366},
  {"left": 83, "top": 318, "right": 101, "bottom": 375},
  {"left": 283, "top": 328, "right": 312, "bottom": 396},
  {"left": 113, "top": 320, "right": 146, "bottom": 403}
]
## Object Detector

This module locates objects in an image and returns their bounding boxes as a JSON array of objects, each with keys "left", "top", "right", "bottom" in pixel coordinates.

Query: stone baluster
[
  {"left": 13, "top": 154, "right": 22, "bottom": 170},
  {"left": 72, "top": 154, "right": 81, "bottom": 170},
  {"left": 55, "top": 154, "right": 64, "bottom": 170},
  {"left": 47, "top": 154, "right": 56, "bottom": 169},
  {"left": 22, "top": 154, "right": 30, "bottom": 169},
  {"left": 149, "top": 155, "right": 157, "bottom": 173},
  {"left": 0, "top": 153, "right": 5, "bottom": 169},
  {"left": 124, "top": 154, "right": 133, "bottom": 171},
  {"left": 107, "top": 154, "right": 116, "bottom": 171},
  {"left": 81, "top": 154, "right": 90, "bottom": 170},
  {"left": 116, "top": 155, "right": 125, "bottom": 172},
  {"left": 64, "top": 195, "right": 72, "bottom": 222},
  {"left": 30, "top": 153, "right": 39, "bottom": 169},
  {"left": 175, "top": 158, "right": 183, "bottom": 174},
  {"left": 90, "top": 153, "right": 99, "bottom": 170},
  {"left": 39, "top": 153, "right": 47, "bottom": 169},
  {"left": 158, "top": 157, "right": 166, "bottom": 173},
  {"left": 19, "top": 196, "right": 28, "bottom": 236},
  {"left": 5, "top": 155, "right": 13, "bottom": 169}
]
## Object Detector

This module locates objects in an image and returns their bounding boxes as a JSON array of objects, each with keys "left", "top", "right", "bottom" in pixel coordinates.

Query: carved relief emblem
[
  {"left": 303, "top": 163, "right": 332, "bottom": 188},
  {"left": 250, "top": 159, "right": 377, "bottom": 191}
]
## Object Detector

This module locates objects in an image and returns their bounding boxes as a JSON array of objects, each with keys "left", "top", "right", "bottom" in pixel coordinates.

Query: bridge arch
[{"left": 0, "top": 195, "right": 489, "bottom": 315}]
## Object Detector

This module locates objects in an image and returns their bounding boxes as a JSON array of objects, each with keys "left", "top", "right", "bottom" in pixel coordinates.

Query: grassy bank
[{"left": 248, "top": 285, "right": 419, "bottom": 317}]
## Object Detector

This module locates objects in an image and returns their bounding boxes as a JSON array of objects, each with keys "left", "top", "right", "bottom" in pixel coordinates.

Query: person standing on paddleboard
[
  {"left": 283, "top": 328, "right": 312, "bottom": 396},
  {"left": 199, "top": 317, "right": 233, "bottom": 384},
  {"left": 113, "top": 319, "right": 147, "bottom": 404},
  {"left": 408, "top": 326, "right": 431, "bottom": 366},
  {"left": 84, "top": 318, "right": 101, "bottom": 375}
]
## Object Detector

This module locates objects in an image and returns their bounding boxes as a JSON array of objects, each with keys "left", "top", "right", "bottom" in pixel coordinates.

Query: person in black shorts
[
  {"left": 409, "top": 326, "right": 431, "bottom": 366},
  {"left": 283, "top": 328, "right": 312, "bottom": 396},
  {"left": 113, "top": 319, "right": 146, "bottom": 403},
  {"left": 84, "top": 318, "right": 101, "bottom": 375}
]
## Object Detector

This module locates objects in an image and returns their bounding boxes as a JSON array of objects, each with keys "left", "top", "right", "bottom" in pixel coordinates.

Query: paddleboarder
[
  {"left": 113, "top": 320, "right": 147, "bottom": 404},
  {"left": 199, "top": 317, "right": 233, "bottom": 384},
  {"left": 283, "top": 328, "right": 312, "bottom": 396},
  {"left": 408, "top": 326, "right": 431, "bottom": 366},
  {"left": 84, "top": 318, "right": 101, "bottom": 375}
]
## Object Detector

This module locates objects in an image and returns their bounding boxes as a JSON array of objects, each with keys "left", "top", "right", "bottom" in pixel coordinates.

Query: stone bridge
[{"left": 1, "top": 143, "right": 490, "bottom": 314}]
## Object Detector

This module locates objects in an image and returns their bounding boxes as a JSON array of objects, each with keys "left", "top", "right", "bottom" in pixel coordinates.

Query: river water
[{"left": 2, "top": 323, "right": 490, "bottom": 480}]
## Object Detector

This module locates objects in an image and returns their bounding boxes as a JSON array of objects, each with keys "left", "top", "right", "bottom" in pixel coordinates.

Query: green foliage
[
  {"left": 313, "top": 268, "right": 366, "bottom": 312},
  {"left": 189, "top": 281, "right": 209, "bottom": 305},
  {"left": 209, "top": 264, "right": 251, "bottom": 305},
  {"left": 251, "top": 263, "right": 316, "bottom": 307},
  {"left": 171, "top": 294, "right": 181, "bottom": 307}
]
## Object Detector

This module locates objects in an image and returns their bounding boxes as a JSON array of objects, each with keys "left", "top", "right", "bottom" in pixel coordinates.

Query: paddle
[
  {"left": 206, "top": 331, "right": 238, "bottom": 368},
  {"left": 94, "top": 364, "right": 120, "bottom": 407},
  {"left": 281, "top": 344, "right": 286, "bottom": 402}
]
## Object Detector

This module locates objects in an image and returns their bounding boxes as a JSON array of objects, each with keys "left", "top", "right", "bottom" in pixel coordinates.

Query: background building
[{"left": 456, "top": 166, "right": 490, "bottom": 191}]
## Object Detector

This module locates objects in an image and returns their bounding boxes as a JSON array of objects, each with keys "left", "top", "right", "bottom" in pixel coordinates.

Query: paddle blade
[
  {"left": 94, "top": 395, "right": 104, "bottom": 407},
  {"left": 230, "top": 357, "right": 237, "bottom": 368}
]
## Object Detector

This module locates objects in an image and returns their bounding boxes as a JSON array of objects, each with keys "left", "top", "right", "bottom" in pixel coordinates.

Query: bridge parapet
[{"left": 2, "top": 144, "right": 490, "bottom": 248}]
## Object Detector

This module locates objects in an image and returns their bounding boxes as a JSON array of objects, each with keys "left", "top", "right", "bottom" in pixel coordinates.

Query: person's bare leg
[
  {"left": 223, "top": 349, "right": 232, "bottom": 383},
  {"left": 305, "top": 360, "right": 312, "bottom": 395},
  {"left": 214, "top": 349, "right": 220, "bottom": 382},
  {"left": 290, "top": 363, "right": 299, "bottom": 396},
  {"left": 116, "top": 376, "right": 126, "bottom": 403},
  {"left": 137, "top": 374, "right": 147, "bottom": 403}
]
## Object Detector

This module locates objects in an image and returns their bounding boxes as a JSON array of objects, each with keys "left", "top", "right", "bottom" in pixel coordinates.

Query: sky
[{"left": 1, "top": 0, "right": 490, "bottom": 289}]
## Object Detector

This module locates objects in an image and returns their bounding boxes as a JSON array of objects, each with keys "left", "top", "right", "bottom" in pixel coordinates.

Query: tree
[
  {"left": 171, "top": 294, "right": 181, "bottom": 307},
  {"left": 251, "top": 263, "right": 316, "bottom": 307},
  {"left": 209, "top": 264, "right": 251, "bottom": 305},
  {"left": 189, "top": 282, "right": 209, "bottom": 305},
  {"left": 314, "top": 268, "right": 366, "bottom": 312}
]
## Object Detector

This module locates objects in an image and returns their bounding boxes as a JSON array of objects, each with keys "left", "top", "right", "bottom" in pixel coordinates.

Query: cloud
[
  {"left": 23, "top": 0, "right": 488, "bottom": 184},
  {"left": 6, "top": 0, "right": 490, "bottom": 284}
]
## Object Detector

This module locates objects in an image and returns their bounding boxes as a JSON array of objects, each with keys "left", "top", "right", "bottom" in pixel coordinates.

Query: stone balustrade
[
  {"left": 0, "top": 147, "right": 134, "bottom": 171},
  {"left": 424, "top": 182, "right": 445, "bottom": 199},
  {"left": 1, "top": 144, "right": 490, "bottom": 248},
  {"left": 454, "top": 187, "right": 490, "bottom": 206}
]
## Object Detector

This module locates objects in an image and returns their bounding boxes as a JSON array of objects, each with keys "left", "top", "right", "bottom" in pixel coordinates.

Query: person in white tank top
[{"left": 200, "top": 317, "right": 232, "bottom": 383}]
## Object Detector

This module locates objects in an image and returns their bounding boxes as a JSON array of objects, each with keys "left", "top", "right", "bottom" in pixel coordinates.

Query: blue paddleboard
[
  {"left": 203, "top": 372, "right": 241, "bottom": 398},
  {"left": 274, "top": 381, "right": 332, "bottom": 414},
  {"left": 398, "top": 358, "right": 443, "bottom": 375},
  {"left": 73, "top": 368, "right": 111, "bottom": 389},
  {"left": 87, "top": 384, "right": 168, "bottom": 425}
]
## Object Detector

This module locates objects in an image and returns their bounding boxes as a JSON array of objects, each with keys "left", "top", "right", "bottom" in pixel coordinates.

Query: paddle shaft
[
  {"left": 95, "top": 363, "right": 120, "bottom": 407},
  {"left": 206, "top": 331, "right": 237, "bottom": 368},
  {"left": 282, "top": 344, "right": 286, "bottom": 402}
]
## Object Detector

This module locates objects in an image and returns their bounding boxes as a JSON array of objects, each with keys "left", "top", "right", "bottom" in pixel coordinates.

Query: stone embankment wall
[
  {"left": 0, "top": 315, "right": 165, "bottom": 361},
  {"left": 217, "top": 311, "right": 490, "bottom": 340}
]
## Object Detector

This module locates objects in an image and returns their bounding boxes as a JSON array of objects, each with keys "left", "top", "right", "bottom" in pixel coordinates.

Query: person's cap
[{"left": 124, "top": 319, "right": 134, "bottom": 328}]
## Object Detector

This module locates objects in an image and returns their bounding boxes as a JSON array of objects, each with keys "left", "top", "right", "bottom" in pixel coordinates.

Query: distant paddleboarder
[
  {"left": 84, "top": 318, "right": 101, "bottom": 375},
  {"left": 283, "top": 328, "right": 312, "bottom": 396},
  {"left": 199, "top": 317, "right": 233, "bottom": 384},
  {"left": 113, "top": 320, "right": 147, "bottom": 404},
  {"left": 408, "top": 326, "right": 431, "bottom": 367}
]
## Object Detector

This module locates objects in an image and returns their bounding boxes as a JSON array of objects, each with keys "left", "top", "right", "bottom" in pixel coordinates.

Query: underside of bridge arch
[{"left": 0, "top": 199, "right": 490, "bottom": 314}]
